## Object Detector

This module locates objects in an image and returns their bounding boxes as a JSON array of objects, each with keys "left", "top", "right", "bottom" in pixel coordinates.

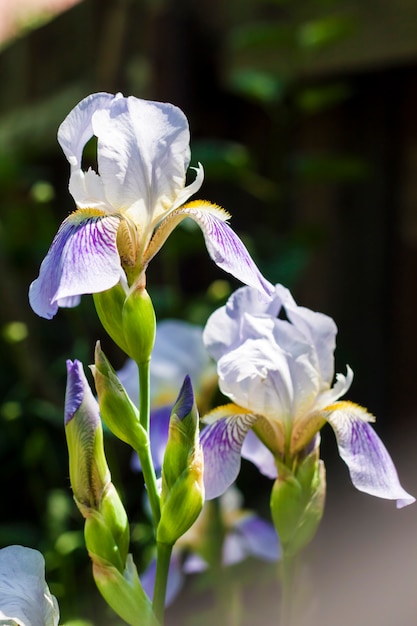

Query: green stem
[
  {"left": 280, "top": 551, "right": 298, "bottom": 626},
  {"left": 136, "top": 359, "right": 160, "bottom": 527},
  {"left": 153, "top": 541, "right": 173, "bottom": 624}
]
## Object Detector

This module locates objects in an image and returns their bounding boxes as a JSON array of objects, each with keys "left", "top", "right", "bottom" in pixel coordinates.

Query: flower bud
[
  {"left": 65, "top": 360, "right": 130, "bottom": 572},
  {"left": 92, "top": 555, "right": 159, "bottom": 626},
  {"left": 121, "top": 286, "right": 156, "bottom": 365},
  {"left": 270, "top": 443, "right": 326, "bottom": 557},
  {"left": 91, "top": 342, "right": 148, "bottom": 451},
  {"left": 157, "top": 376, "right": 204, "bottom": 545},
  {"left": 65, "top": 359, "right": 109, "bottom": 512},
  {"left": 93, "top": 284, "right": 156, "bottom": 365},
  {"left": 93, "top": 282, "right": 130, "bottom": 355}
]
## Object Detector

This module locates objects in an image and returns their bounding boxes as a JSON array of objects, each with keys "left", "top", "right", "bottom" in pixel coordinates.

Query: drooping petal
[
  {"left": 58, "top": 92, "right": 115, "bottom": 168},
  {"left": 29, "top": 210, "right": 122, "bottom": 319},
  {"left": 323, "top": 401, "right": 415, "bottom": 508},
  {"left": 200, "top": 406, "right": 257, "bottom": 500},
  {"left": 144, "top": 201, "right": 273, "bottom": 296},
  {"left": 92, "top": 96, "right": 192, "bottom": 228},
  {"left": 241, "top": 429, "right": 278, "bottom": 479},
  {"left": 0, "top": 545, "right": 59, "bottom": 626}
]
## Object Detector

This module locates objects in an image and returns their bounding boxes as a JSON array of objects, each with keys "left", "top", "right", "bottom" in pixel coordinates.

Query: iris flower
[
  {"left": 29, "top": 92, "right": 271, "bottom": 319},
  {"left": 201, "top": 284, "right": 415, "bottom": 508},
  {"left": 0, "top": 545, "right": 59, "bottom": 626}
]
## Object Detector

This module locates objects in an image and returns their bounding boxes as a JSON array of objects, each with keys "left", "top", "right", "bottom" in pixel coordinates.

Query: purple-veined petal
[
  {"left": 241, "top": 429, "right": 277, "bottom": 479},
  {"left": 29, "top": 210, "right": 122, "bottom": 319},
  {"left": 230, "top": 513, "right": 281, "bottom": 562},
  {"left": 180, "top": 202, "right": 273, "bottom": 296},
  {"left": 201, "top": 406, "right": 257, "bottom": 500},
  {"left": 324, "top": 401, "right": 415, "bottom": 508},
  {"left": 92, "top": 96, "right": 191, "bottom": 227},
  {"left": 58, "top": 92, "right": 115, "bottom": 168},
  {"left": 141, "top": 549, "right": 184, "bottom": 607},
  {"left": 144, "top": 202, "right": 273, "bottom": 296}
]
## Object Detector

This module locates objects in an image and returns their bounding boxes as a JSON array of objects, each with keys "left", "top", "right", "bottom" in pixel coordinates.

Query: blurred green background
[{"left": 0, "top": 1, "right": 416, "bottom": 624}]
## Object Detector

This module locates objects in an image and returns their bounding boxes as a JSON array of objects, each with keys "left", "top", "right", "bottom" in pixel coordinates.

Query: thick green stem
[
  {"left": 152, "top": 542, "right": 173, "bottom": 624},
  {"left": 136, "top": 359, "right": 160, "bottom": 527}
]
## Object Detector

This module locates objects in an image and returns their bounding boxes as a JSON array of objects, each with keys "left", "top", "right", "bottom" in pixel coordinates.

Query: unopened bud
[
  {"left": 92, "top": 342, "right": 148, "bottom": 451},
  {"left": 270, "top": 444, "right": 326, "bottom": 557},
  {"left": 92, "top": 555, "right": 159, "bottom": 626},
  {"left": 157, "top": 376, "right": 204, "bottom": 545}
]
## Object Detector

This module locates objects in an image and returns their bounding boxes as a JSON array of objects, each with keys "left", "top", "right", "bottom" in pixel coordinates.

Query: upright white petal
[
  {"left": 58, "top": 91, "right": 115, "bottom": 168},
  {"left": 92, "top": 96, "right": 192, "bottom": 229}
]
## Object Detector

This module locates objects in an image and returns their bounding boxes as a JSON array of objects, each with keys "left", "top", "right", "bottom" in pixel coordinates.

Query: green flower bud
[
  {"left": 93, "top": 282, "right": 130, "bottom": 355},
  {"left": 92, "top": 555, "right": 159, "bottom": 626},
  {"left": 65, "top": 359, "right": 110, "bottom": 513},
  {"left": 91, "top": 342, "right": 148, "bottom": 451},
  {"left": 65, "top": 360, "right": 130, "bottom": 572},
  {"left": 93, "top": 284, "right": 156, "bottom": 365},
  {"left": 121, "top": 286, "right": 156, "bottom": 365},
  {"left": 270, "top": 443, "right": 326, "bottom": 557},
  {"left": 157, "top": 376, "right": 204, "bottom": 545}
]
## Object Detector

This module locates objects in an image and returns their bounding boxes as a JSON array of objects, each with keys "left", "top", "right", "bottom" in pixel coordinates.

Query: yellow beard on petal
[{"left": 71, "top": 207, "right": 108, "bottom": 222}]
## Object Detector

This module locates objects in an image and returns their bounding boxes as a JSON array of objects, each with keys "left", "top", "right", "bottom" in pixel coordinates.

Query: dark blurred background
[{"left": 0, "top": 1, "right": 416, "bottom": 624}]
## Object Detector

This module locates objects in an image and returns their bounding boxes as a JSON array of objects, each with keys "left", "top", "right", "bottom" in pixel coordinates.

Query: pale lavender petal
[
  {"left": 221, "top": 532, "right": 248, "bottom": 565},
  {"left": 58, "top": 92, "right": 115, "bottom": 168},
  {"left": 141, "top": 550, "right": 184, "bottom": 607},
  {"left": 29, "top": 211, "right": 122, "bottom": 319},
  {"left": 201, "top": 409, "right": 257, "bottom": 500},
  {"left": 181, "top": 205, "right": 273, "bottom": 296},
  {"left": 182, "top": 552, "right": 208, "bottom": 574},
  {"left": 241, "top": 429, "right": 277, "bottom": 479},
  {"left": 325, "top": 402, "right": 415, "bottom": 508},
  {"left": 230, "top": 514, "right": 281, "bottom": 562}
]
